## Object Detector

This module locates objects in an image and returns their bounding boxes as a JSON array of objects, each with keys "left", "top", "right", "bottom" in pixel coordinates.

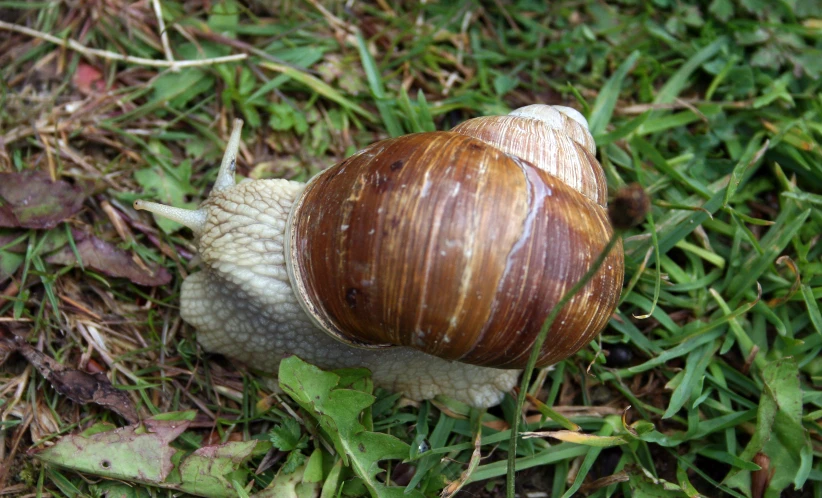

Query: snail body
[{"left": 135, "top": 105, "right": 624, "bottom": 407}]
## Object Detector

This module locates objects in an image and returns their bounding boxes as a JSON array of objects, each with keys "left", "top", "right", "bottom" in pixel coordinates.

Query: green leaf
[
  {"left": 175, "top": 440, "right": 257, "bottom": 497},
  {"left": 492, "top": 73, "right": 519, "bottom": 97},
  {"left": 801, "top": 283, "right": 822, "bottom": 336},
  {"left": 207, "top": 0, "right": 239, "bottom": 33},
  {"left": 269, "top": 103, "right": 309, "bottom": 134},
  {"left": 151, "top": 67, "right": 216, "bottom": 110},
  {"left": 36, "top": 414, "right": 256, "bottom": 498},
  {"left": 728, "top": 206, "right": 811, "bottom": 301},
  {"left": 723, "top": 136, "right": 769, "bottom": 207},
  {"left": 654, "top": 37, "right": 727, "bottom": 105},
  {"left": 269, "top": 418, "right": 308, "bottom": 452},
  {"left": 663, "top": 341, "right": 718, "bottom": 419},
  {"left": 36, "top": 417, "right": 190, "bottom": 484},
  {"left": 255, "top": 460, "right": 320, "bottom": 498},
  {"left": 278, "top": 356, "right": 425, "bottom": 498},
  {"left": 302, "top": 449, "right": 324, "bottom": 483},
  {"left": 559, "top": 416, "right": 623, "bottom": 498},
  {"left": 95, "top": 481, "right": 152, "bottom": 498},
  {"left": 523, "top": 430, "right": 628, "bottom": 448},
  {"left": 320, "top": 459, "right": 344, "bottom": 498},
  {"left": 0, "top": 248, "right": 23, "bottom": 280},
  {"left": 637, "top": 37, "right": 726, "bottom": 136},
  {"left": 467, "top": 443, "right": 588, "bottom": 483},
  {"left": 625, "top": 464, "right": 692, "bottom": 497},
  {"left": 45, "top": 468, "right": 82, "bottom": 497},
  {"left": 709, "top": 0, "right": 735, "bottom": 21},
  {"left": 725, "top": 358, "right": 812, "bottom": 496},
  {"left": 280, "top": 450, "right": 308, "bottom": 475}
]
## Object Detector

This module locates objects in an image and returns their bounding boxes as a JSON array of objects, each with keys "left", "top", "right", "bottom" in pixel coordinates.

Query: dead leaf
[
  {"left": 72, "top": 63, "right": 109, "bottom": 95},
  {"left": 521, "top": 430, "right": 628, "bottom": 447},
  {"left": 177, "top": 441, "right": 259, "bottom": 497},
  {"left": 31, "top": 398, "right": 62, "bottom": 442},
  {"left": 579, "top": 471, "right": 632, "bottom": 494},
  {"left": 47, "top": 229, "right": 171, "bottom": 286},
  {"left": 752, "top": 453, "right": 773, "bottom": 498},
  {"left": 0, "top": 171, "right": 86, "bottom": 229},
  {"left": 10, "top": 336, "right": 139, "bottom": 423},
  {"left": 440, "top": 421, "right": 482, "bottom": 498}
]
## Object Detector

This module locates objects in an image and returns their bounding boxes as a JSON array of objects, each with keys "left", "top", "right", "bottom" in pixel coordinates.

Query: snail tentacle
[
  {"left": 131, "top": 119, "right": 244, "bottom": 234},
  {"left": 212, "top": 119, "right": 243, "bottom": 193},
  {"left": 133, "top": 200, "right": 208, "bottom": 235}
]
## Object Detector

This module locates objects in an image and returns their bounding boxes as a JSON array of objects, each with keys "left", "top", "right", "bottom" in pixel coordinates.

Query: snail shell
[{"left": 286, "top": 106, "right": 623, "bottom": 369}]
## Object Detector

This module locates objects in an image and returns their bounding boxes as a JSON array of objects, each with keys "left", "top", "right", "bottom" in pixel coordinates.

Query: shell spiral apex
[{"left": 449, "top": 105, "right": 606, "bottom": 205}]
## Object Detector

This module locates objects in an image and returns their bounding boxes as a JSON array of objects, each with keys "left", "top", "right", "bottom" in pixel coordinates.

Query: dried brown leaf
[
  {"left": 752, "top": 452, "right": 772, "bottom": 498},
  {"left": 0, "top": 171, "right": 86, "bottom": 229},
  {"left": 11, "top": 336, "right": 139, "bottom": 423},
  {"left": 46, "top": 229, "right": 171, "bottom": 286}
]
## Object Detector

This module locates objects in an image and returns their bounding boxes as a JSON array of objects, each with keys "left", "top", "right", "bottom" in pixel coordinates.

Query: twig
[
  {"left": 306, "top": 0, "right": 353, "bottom": 33},
  {"left": 150, "top": 0, "right": 175, "bottom": 66},
  {"left": 0, "top": 20, "right": 246, "bottom": 69},
  {"left": 616, "top": 99, "right": 753, "bottom": 115}
]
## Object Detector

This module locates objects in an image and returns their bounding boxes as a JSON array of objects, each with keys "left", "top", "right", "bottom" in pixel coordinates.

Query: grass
[{"left": 1, "top": 1, "right": 821, "bottom": 497}]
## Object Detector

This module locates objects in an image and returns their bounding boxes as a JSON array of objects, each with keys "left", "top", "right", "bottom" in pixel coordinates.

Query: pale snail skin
[{"left": 134, "top": 104, "right": 614, "bottom": 408}]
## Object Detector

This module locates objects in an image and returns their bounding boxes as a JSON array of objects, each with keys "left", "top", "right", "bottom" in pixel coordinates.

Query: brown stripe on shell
[{"left": 450, "top": 115, "right": 608, "bottom": 207}]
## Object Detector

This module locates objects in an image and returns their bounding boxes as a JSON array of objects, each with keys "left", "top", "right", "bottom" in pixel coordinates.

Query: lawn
[{"left": 1, "top": 1, "right": 821, "bottom": 497}]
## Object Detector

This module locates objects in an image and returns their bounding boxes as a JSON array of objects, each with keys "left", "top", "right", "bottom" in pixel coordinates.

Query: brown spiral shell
[{"left": 286, "top": 107, "right": 624, "bottom": 369}]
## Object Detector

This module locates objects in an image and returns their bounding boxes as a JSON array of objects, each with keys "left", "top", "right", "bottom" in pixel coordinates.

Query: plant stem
[{"left": 0, "top": 20, "right": 246, "bottom": 69}]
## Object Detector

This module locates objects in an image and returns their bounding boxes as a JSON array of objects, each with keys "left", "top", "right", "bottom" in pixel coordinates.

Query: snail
[{"left": 134, "top": 104, "right": 624, "bottom": 407}]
